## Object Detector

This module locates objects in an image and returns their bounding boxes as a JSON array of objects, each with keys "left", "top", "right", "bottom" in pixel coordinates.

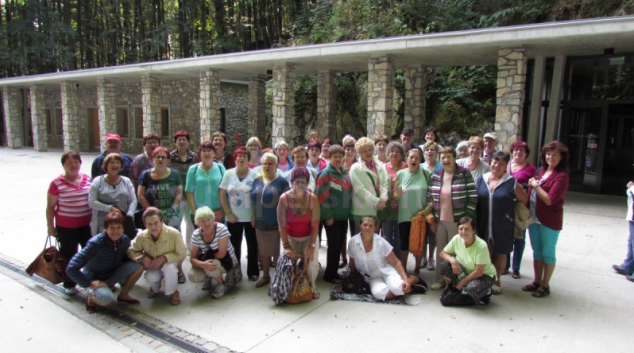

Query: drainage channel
[{"left": 0, "top": 256, "right": 231, "bottom": 353}]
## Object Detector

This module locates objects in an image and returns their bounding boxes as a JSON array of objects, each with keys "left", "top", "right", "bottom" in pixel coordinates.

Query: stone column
[
  {"left": 97, "top": 79, "right": 117, "bottom": 152},
  {"left": 404, "top": 65, "right": 427, "bottom": 140},
  {"left": 248, "top": 75, "right": 267, "bottom": 140},
  {"left": 495, "top": 48, "right": 527, "bottom": 152},
  {"left": 544, "top": 55, "right": 566, "bottom": 142},
  {"left": 29, "top": 85, "right": 48, "bottom": 151},
  {"left": 272, "top": 63, "right": 295, "bottom": 147},
  {"left": 527, "top": 57, "right": 546, "bottom": 165},
  {"left": 141, "top": 75, "right": 161, "bottom": 135},
  {"left": 199, "top": 70, "right": 221, "bottom": 142},
  {"left": 2, "top": 87, "right": 23, "bottom": 149},
  {"left": 317, "top": 70, "right": 337, "bottom": 140},
  {"left": 367, "top": 55, "right": 395, "bottom": 139},
  {"left": 61, "top": 82, "right": 80, "bottom": 152}
]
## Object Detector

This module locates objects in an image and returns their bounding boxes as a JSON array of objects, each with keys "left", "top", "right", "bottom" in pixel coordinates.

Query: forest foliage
[{"left": 1, "top": 0, "right": 633, "bottom": 143}]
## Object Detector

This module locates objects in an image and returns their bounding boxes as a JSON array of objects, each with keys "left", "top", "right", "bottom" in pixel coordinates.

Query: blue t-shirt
[{"left": 251, "top": 175, "right": 289, "bottom": 231}]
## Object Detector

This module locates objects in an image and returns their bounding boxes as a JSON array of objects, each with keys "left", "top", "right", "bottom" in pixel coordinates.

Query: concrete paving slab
[{"left": 1, "top": 148, "right": 633, "bottom": 352}]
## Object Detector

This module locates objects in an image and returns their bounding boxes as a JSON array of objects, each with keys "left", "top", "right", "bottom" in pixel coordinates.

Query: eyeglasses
[
  {"left": 155, "top": 155, "right": 168, "bottom": 160},
  {"left": 293, "top": 180, "right": 307, "bottom": 185}
]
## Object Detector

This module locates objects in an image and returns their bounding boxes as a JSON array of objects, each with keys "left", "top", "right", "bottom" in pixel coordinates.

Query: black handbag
[
  {"left": 341, "top": 271, "right": 371, "bottom": 295},
  {"left": 439, "top": 286, "right": 478, "bottom": 306},
  {"left": 199, "top": 247, "right": 233, "bottom": 271}
]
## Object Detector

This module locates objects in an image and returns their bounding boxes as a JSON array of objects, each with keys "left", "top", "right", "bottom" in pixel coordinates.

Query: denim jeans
[
  {"left": 382, "top": 219, "right": 400, "bottom": 258},
  {"left": 506, "top": 230, "right": 526, "bottom": 272},
  {"left": 619, "top": 221, "right": 634, "bottom": 275},
  {"left": 85, "top": 261, "right": 142, "bottom": 305}
]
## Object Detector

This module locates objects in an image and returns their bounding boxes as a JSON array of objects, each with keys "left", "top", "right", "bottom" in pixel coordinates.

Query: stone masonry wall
[
  {"left": 367, "top": 56, "right": 395, "bottom": 139},
  {"left": 221, "top": 82, "right": 248, "bottom": 150},
  {"left": 30, "top": 85, "right": 47, "bottom": 151},
  {"left": 404, "top": 66, "right": 427, "bottom": 141},
  {"left": 495, "top": 48, "right": 527, "bottom": 152},
  {"left": 2, "top": 87, "right": 23, "bottom": 148},
  {"left": 272, "top": 63, "right": 296, "bottom": 148}
]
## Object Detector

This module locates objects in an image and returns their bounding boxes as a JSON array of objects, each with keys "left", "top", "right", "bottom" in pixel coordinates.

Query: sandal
[
  {"left": 532, "top": 286, "right": 550, "bottom": 298},
  {"left": 312, "top": 291, "right": 321, "bottom": 299},
  {"left": 255, "top": 276, "right": 270, "bottom": 288},
  {"left": 522, "top": 282, "right": 540, "bottom": 292},
  {"left": 85, "top": 297, "right": 97, "bottom": 314},
  {"left": 492, "top": 284, "right": 501, "bottom": 295},
  {"left": 170, "top": 291, "right": 181, "bottom": 306},
  {"left": 512, "top": 271, "right": 521, "bottom": 279}
]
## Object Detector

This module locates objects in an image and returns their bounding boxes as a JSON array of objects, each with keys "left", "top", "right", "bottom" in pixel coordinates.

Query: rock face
[{"left": 495, "top": 48, "right": 527, "bottom": 151}]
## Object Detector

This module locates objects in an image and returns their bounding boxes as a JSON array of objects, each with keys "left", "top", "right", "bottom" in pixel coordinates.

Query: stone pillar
[
  {"left": 2, "top": 87, "right": 23, "bottom": 149},
  {"left": 29, "top": 85, "right": 48, "bottom": 151},
  {"left": 248, "top": 75, "right": 267, "bottom": 140},
  {"left": 61, "top": 82, "right": 80, "bottom": 152},
  {"left": 141, "top": 75, "right": 160, "bottom": 136},
  {"left": 367, "top": 55, "right": 395, "bottom": 139},
  {"left": 97, "top": 79, "right": 117, "bottom": 152},
  {"left": 199, "top": 70, "right": 221, "bottom": 142},
  {"left": 544, "top": 55, "right": 566, "bottom": 142},
  {"left": 272, "top": 63, "right": 295, "bottom": 147},
  {"left": 495, "top": 48, "right": 527, "bottom": 152},
  {"left": 317, "top": 70, "right": 337, "bottom": 140},
  {"left": 527, "top": 57, "right": 546, "bottom": 165},
  {"left": 404, "top": 65, "right": 427, "bottom": 140}
]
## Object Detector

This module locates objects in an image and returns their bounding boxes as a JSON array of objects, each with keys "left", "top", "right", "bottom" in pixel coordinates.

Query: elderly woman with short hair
[
  {"left": 67, "top": 211, "right": 143, "bottom": 312},
  {"left": 250, "top": 152, "right": 290, "bottom": 288},
  {"left": 89, "top": 153, "right": 137, "bottom": 239},
  {"left": 476, "top": 151, "right": 528, "bottom": 294},
  {"left": 212, "top": 131, "right": 236, "bottom": 169},
  {"left": 382, "top": 141, "right": 406, "bottom": 259},
  {"left": 350, "top": 137, "right": 390, "bottom": 234},
  {"left": 457, "top": 136, "right": 491, "bottom": 181},
  {"left": 428, "top": 147, "right": 478, "bottom": 290},
  {"left": 421, "top": 141, "right": 442, "bottom": 173},
  {"left": 307, "top": 140, "right": 328, "bottom": 172},
  {"left": 456, "top": 141, "right": 469, "bottom": 159},
  {"left": 189, "top": 206, "right": 240, "bottom": 298},
  {"left": 283, "top": 146, "right": 317, "bottom": 191},
  {"left": 375, "top": 134, "right": 390, "bottom": 164},
  {"left": 278, "top": 167, "right": 322, "bottom": 299},
  {"left": 348, "top": 217, "right": 427, "bottom": 301},
  {"left": 274, "top": 139, "right": 294, "bottom": 172},
  {"left": 47, "top": 151, "right": 93, "bottom": 295},
  {"left": 320, "top": 138, "right": 332, "bottom": 160}
]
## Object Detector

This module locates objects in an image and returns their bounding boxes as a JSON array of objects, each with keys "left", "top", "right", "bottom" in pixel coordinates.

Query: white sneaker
[
  {"left": 212, "top": 284, "right": 227, "bottom": 299},
  {"left": 64, "top": 287, "right": 77, "bottom": 295},
  {"left": 430, "top": 282, "right": 445, "bottom": 290}
]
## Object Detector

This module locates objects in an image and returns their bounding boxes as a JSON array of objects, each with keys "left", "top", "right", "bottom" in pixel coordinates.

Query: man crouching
[{"left": 128, "top": 207, "right": 186, "bottom": 306}]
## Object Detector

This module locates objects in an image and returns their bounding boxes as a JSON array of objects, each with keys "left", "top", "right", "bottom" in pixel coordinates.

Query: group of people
[{"left": 46, "top": 126, "right": 570, "bottom": 310}]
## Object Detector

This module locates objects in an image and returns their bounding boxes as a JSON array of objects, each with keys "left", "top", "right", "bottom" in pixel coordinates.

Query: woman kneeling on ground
[
  {"left": 439, "top": 217, "right": 496, "bottom": 304},
  {"left": 348, "top": 217, "right": 426, "bottom": 301},
  {"left": 66, "top": 211, "right": 144, "bottom": 312},
  {"left": 189, "top": 206, "right": 240, "bottom": 299}
]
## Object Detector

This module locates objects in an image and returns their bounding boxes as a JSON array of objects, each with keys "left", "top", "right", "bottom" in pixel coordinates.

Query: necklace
[{"left": 289, "top": 190, "right": 308, "bottom": 214}]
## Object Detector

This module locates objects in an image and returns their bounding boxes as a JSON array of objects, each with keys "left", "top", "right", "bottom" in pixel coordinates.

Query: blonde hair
[
  {"left": 260, "top": 152, "right": 278, "bottom": 164},
  {"left": 355, "top": 137, "right": 375, "bottom": 154},
  {"left": 194, "top": 206, "right": 215, "bottom": 225},
  {"left": 423, "top": 141, "right": 439, "bottom": 153},
  {"left": 246, "top": 137, "right": 262, "bottom": 149},
  {"left": 274, "top": 139, "right": 288, "bottom": 151},
  {"left": 468, "top": 136, "right": 484, "bottom": 149}
]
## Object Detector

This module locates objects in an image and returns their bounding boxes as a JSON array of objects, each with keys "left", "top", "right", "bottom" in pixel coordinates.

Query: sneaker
[
  {"left": 202, "top": 277, "right": 212, "bottom": 290},
  {"left": 613, "top": 264, "right": 628, "bottom": 276},
  {"left": 64, "top": 287, "right": 77, "bottom": 295},
  {"left": 430, "top": 282, "right": 445, "bottom": 290},
  {"left": 427, "top": 258, "right": 435, "bottom": 271},
  {"left": 410, "top": 275, "right": 428, "bottom": 294},
  {"left": 177, "top": 272, "right": 187, "bottom": 284},
  {"left": 212, "top": 284, "right": 227, "bottom": 299},
  {"left": 420, "top": 257, "right": 428, "bottom": 268}
]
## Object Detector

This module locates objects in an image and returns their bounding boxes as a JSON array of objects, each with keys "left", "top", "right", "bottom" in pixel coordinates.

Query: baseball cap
[
  {"left": 401, "top": 127, "right": 414, "bottom": 135},
  {"left": 483, "top": 132, "right": 498, "bottom": 140},
  {"left": 105, "top": 133, "right": 121, "bottom": 142}
]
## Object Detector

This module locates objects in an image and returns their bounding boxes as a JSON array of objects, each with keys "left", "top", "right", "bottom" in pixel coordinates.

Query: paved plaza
[{"left": 0, "top": 148, "right": 631, "bottom": 353}]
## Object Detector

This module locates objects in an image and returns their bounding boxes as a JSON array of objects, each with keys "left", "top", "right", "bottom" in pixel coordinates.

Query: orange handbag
[{"left": 286, "top": 255, "right": 313, "bottom": 304}]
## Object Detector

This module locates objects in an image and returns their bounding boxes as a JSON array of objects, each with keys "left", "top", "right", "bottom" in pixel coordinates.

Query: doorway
[{"left": 90, "top": 108, "right": 100, "bottom": 150}]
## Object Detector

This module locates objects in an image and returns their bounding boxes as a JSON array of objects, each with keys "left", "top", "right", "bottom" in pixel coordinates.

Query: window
[
  {"left": 159, "top": 107, "right": 169, "bottom": 138},
  {"left": 55, "top": 109, "right": 63, "bottom": 135},
  {"left": 135, "top": 107, "right": 143, "bottom": 138},
  {"left": 46, "top": 110, "right": 53, "bottom": 134},
  {"left": 220, "top": 108, "right": 226, "bottom": 133},
  {"left": 117, "top": 107, "right": 129, "bottom": 137}
]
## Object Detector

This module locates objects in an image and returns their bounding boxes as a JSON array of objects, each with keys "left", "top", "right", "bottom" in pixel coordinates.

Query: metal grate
[{"left": 0, "top": 257, "right": 226, "bottom": 353}]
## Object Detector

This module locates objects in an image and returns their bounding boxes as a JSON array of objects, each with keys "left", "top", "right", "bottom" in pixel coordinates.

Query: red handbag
[{"left": 25, "top": 236, "right": 71, "bottom": 284}]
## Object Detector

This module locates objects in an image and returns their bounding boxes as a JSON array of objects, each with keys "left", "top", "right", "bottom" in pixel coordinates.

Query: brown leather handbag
[
  {"left": 286, "top": 255, "right": 313, "bottom": 304},
  {"left": 25, "top": 236, "right": 70, "bottom": 284}
]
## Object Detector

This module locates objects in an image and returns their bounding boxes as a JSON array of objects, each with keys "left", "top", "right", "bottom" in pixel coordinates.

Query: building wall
[{"left": 42, "top": 87, "right": 63, "bottom": 148}]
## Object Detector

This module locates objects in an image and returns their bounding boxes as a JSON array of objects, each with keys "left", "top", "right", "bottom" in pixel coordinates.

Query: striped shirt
[
  {"left": 191, "top": 223, "right": 237, "bottom": 263},
  {"left": 48, "top": 174, "right": 93, "bottom": 228},
  {"left": 428, "top": 166, "right": 477, "bottom": 222}
]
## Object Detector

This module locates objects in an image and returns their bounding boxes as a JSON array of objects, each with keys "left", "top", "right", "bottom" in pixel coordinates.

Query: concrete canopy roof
[{"left": 2, "top": 16, "right": 634, "bottom": 88}]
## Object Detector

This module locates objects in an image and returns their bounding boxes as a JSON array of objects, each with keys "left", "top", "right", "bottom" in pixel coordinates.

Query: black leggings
[
  {"left": 324, "top": 220, "right": 348, "bottom": 279},
  {"left": 226, "top": 222, "right": 258, "bottom": 278},
  {"left": 57, "top": 225, "right": 92, "bottom": 288}
]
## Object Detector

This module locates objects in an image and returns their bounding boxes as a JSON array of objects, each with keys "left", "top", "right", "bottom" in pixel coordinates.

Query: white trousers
[{"left": 145, "top": 261, "right": 178, "bottom": 295}]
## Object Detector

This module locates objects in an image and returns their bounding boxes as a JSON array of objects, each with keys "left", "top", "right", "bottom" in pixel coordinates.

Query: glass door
[{"left": 602, "top": 104, "right": 634, "bottom": 195}]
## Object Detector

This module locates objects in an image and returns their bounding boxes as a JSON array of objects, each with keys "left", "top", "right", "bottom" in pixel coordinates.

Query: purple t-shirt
[{"left": 510, "top": 163, "right": 537, "bottom": 185}]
